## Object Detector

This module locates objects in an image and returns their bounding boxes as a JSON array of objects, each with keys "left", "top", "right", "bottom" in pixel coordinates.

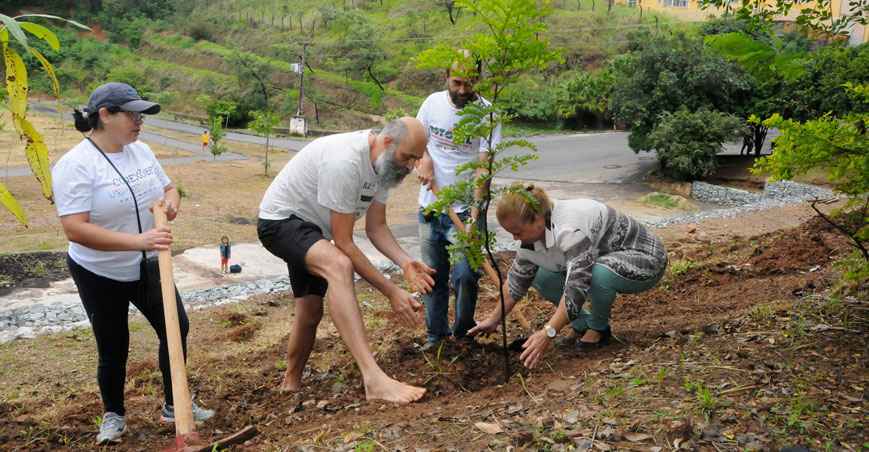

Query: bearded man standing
[
  {"left": 258, "top": 117, "right": 434, "bottom": 403},
  {"left": 415, "top": 52, "right": 502, "bottom": 350}
]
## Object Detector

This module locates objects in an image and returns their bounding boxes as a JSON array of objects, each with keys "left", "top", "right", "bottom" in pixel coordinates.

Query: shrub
[
  {"left": 187, "top": 18, "right": 215, "bottom": 42},
  {"left": 647, "top": 108, "right": 744, "bottom": 180},
  {"left": 609, "top": 32, "right": 752, "bottom": 153}
]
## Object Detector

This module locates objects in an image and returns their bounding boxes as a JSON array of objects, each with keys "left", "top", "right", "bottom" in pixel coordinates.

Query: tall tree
[
  {"left": 609, "top": 32, "right": 753, "bottom": 153},
  {"left": 416, "top": 0, "right": 560, "bottom": 381},
  {"left": 332, "top": 10, "right": 386, "bottom": 87}
]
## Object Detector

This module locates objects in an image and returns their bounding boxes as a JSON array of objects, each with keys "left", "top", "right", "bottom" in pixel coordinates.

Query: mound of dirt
[{"left": 748, "top": 216, "right": 844, "bottom": 275}]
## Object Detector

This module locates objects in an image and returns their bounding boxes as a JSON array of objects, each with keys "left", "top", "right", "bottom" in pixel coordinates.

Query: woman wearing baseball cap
[{"left": 51, "top": 83, "right": 214, "bottom": 444}]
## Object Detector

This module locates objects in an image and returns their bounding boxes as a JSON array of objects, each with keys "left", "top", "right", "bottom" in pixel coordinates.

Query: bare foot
[
  {"left": 278, "top": 370, "right": 302, "bottom": 393},
  {"left": 364, "top": 374, "right": 426, "bottom": 404}
]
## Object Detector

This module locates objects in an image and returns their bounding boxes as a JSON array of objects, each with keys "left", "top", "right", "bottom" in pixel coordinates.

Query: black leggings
[{"left": 67, "top": 256, "right": 189, "bottom": 416}]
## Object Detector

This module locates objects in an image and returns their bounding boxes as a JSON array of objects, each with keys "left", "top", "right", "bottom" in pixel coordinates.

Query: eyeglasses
[{"left": 124, "top": 111, "right": 144, "bottom": 123}]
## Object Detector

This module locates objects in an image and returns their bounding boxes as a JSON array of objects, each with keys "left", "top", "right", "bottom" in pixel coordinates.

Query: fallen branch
[
  {"left": 809, "top": 199, "right": 868, "bottom": 261},
  {"left": 517, "top": 373, "right": 539, "bottom": 403},
  {"left": 718, "top": 384, "right": 760, "bottom": 396},
  {"left": 589, "top": 421, "right": 599, "bottom": 451},
  {"left": 706, "top": 365, "right": 752, "bottom": 373}
]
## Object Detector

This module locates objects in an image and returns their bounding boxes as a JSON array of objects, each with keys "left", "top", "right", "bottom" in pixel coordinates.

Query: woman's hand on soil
[
  {"left": 520, "top": 329, "right": 552, "bottom": 369},
  {"left": 467, "top": 316, "right": 500, "bottom": 336}
]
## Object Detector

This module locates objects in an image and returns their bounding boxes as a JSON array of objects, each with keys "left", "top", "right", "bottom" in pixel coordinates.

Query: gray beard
[{"left": 374, "top": 147, "right": 410, "bottom": 190}]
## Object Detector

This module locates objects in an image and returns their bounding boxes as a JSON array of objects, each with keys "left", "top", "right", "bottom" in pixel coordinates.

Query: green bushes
[
  {"left": 499, "top": 69, "right": 614, "bottom": 128},
  {"left": 609, "top": 32, "right": 752, "bottom": 153},
  {"left": 646, "top": 109, "right": 745, "bottom": 180}
]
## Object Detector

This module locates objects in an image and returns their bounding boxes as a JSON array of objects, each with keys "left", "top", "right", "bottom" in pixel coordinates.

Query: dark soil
[{"left": 0, "top": 251, "right": 69, "bottom": 295}]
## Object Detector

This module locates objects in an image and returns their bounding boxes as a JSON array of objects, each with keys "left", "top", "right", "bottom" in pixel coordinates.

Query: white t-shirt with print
[
  {"left": 258, "top": 130, "right": 389, "bottom": 239},
  {"left": 52, "top": 139, "right": 171, "bottom": 282},
  {"left": 416, "top": 91, "right": 502, "bottom": 210}
]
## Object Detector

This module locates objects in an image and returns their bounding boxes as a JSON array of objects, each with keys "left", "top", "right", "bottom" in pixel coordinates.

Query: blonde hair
[
  {"left": 447, "top": 49, "right": 481, "bottom": 78},
  {"left": 496, "top": 184, "right": 552, "bottom": 226}
]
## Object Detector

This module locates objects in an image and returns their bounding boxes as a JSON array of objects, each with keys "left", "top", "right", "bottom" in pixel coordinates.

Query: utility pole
[
  {"left": 296, "top": 42, "right": 307, "bottom": 116},
  {"left": 291, "top": 42, "right": 309, "bottom": 136}
]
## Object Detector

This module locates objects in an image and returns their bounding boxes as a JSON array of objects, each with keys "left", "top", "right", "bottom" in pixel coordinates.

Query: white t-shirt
[
  {"left": 52, "top": 139, "right": 171, "bottom": 282},
  {"left": 258, "top": 130, "right": 389, "bottom": 239},
  {"left": 416, "top": 91, "right": 502, "bottom": 210}
]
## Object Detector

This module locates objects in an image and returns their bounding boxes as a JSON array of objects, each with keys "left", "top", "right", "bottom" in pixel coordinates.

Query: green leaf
[
  {"left": 13, "top": 14, "right": 90, "bottom": 31},
  {"left": 13, "top": 115, "right": 53, "bottom": 202},
  {"left": 0, "top": 179, "right": 27, "bottom": 224},
  {"left": 0, "top": 14, "right": 29, "bottom": 50},
  {"left": 3, "top": 42, "right": 28, "bottom": 117},
  {"left": 27, "top": 47, "right": 59, "bottom": 98},
  {"left": 19, "top": 22, "right": 59, "bottom": 51}
]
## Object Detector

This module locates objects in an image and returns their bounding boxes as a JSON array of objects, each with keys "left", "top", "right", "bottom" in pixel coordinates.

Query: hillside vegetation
[{"left": 3, "top": 0, "right": 682, "bottom": 130}]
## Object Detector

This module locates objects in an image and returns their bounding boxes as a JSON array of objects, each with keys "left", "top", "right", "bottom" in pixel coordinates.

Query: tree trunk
[
  {"left": 367, "top": 66, "right": 385, "bottom": 92},
  {"left": 264, "top": 135, "right": 271, "bottom": 176},
  {"left": 446, "top": 1, "right": 458, "bottom": 25},
  {"left": 753, "top": 125, "right": 768, "bottom": 156}
]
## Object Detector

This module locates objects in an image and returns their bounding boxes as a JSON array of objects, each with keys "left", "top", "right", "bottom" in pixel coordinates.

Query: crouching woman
[{"left": 469, "top": 185, "right": 668, "bottom": 368}]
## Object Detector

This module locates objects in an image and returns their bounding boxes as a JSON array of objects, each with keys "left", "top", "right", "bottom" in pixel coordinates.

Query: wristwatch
[{"left": 544, "top": 324, "right": 557, "bottom": 339}]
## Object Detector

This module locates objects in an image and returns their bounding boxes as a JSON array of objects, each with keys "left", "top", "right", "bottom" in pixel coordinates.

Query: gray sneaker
[
  {"left": 96, "top": 412, "right": 126, "bottom": 444},
  {"left": 160, "top": 401, "right": 215, "bottom": 424}
]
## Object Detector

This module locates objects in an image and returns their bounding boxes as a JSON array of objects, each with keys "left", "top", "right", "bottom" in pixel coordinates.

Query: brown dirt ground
[{"left": 0, "top": 210, "right": 865, "bottom": 451}]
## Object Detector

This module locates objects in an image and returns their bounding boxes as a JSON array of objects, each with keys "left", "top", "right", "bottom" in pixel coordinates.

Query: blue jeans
[{"left": 418, "top": 209, "right": 480, "bottom": 343}]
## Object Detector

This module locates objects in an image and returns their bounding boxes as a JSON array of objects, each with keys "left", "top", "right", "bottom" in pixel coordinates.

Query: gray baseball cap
[{"left": 85, "top": 82, "right": 160, "bottom": 115}]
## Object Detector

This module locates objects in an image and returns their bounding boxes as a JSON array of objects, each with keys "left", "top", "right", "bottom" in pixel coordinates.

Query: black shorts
[{"left": 257, "top": 215, "right": 328, "bottom": 298}]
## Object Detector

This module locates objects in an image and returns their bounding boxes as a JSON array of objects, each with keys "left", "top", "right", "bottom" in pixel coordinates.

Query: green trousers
[{"left": 532, "top": 263, "right": 663, "bottom": 332}]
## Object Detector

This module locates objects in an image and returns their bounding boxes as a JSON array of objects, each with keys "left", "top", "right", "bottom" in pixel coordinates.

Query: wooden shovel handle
[
  {"left": 153, "top": 201, "right": 195, "bottom": 435},
  {"left": 428, "top": 184, "right": 531, "bottom": 331}
]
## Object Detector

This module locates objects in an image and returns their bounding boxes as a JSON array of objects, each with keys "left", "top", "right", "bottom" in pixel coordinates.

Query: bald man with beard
[{"left": 258, "top": 117, "right": 435, "bottom": 403}]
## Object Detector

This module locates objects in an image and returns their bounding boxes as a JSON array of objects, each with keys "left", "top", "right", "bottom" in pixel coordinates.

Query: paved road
[
  {"left": 146, "top": 116, "right": 310, "bottom": 151},
  {"left": 7, "top": 107, "right": 661, "bottom": 187},
  {"left": 506, "top": 131, "right": 657, "bottom": 184},
  {"left": 3, "top": 104, "right": 251, "bottom": 177}
]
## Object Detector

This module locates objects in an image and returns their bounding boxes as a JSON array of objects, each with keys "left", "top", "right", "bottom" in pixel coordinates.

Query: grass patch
[
  {"left": 683, "top": 378, "right": 718, "bottom": 419},
  {"left": 641, "top": 192, "right": 682, "bottom": 209},
  {"left": 749, "top": 303, "right": 776, "bottom": 324},
  {"left": 668, "top": 259, "right": 697, "bottom": 277}
]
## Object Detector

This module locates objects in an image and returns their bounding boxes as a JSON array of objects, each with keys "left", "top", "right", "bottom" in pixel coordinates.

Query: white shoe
[
  {"left": 96, "top": 412, "right": 126, "bottom": 444},
  {"left": 160, "top": 401, "right": 215, "bottom": 424}
]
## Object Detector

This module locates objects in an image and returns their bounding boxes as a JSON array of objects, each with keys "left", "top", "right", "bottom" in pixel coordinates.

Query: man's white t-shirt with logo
[
  {"left": 52, "top": 139, "right": 171, "bottom": 282},
  {"left": 259, "top": 130, "right": 389, "bottom": 239},
  {"left": 416, "top": 91, "right": 502, "bottom": 211}
]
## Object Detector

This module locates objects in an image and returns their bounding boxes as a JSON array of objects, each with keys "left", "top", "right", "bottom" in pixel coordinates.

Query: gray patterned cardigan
[{"left": 507, "top": 199, "right": 667, "bottom": 322}]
